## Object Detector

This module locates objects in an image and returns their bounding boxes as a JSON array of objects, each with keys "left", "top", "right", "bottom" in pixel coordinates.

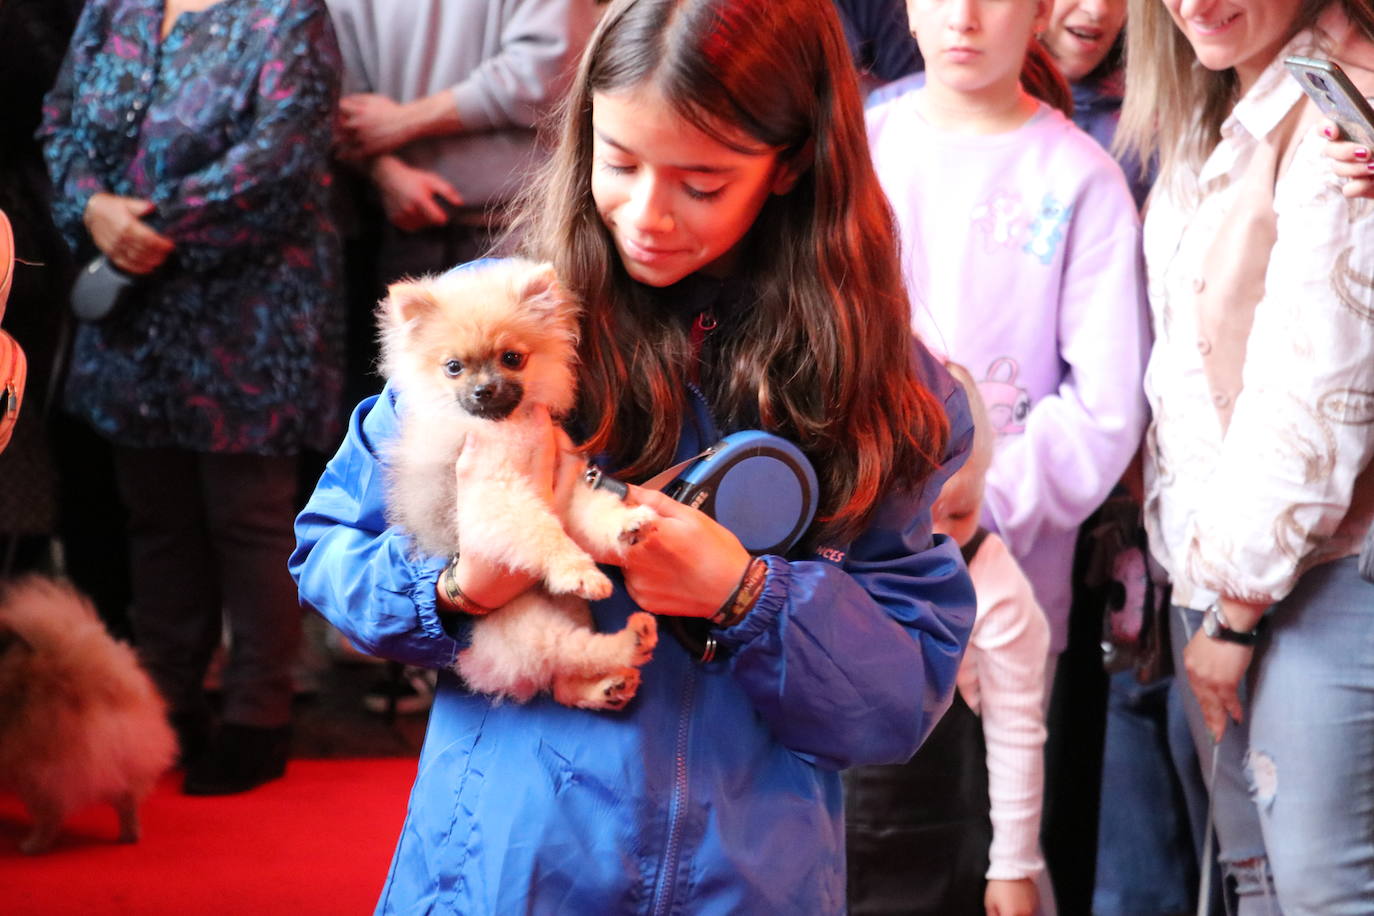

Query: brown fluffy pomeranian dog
[
  {"left": 379, "top": 258, "right": 659, "bottom": 711},
  {"left": 0, "top": 576, "right": 176, "bottom": 854}
]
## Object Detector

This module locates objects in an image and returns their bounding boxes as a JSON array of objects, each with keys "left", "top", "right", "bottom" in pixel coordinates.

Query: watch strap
[{"left": 1203, "top": 602, "right": 1262, "bottom": 646}]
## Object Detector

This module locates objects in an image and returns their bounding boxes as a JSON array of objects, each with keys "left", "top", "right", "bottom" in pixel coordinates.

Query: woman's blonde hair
[{"left": 1116, "top": 0, "right": 1374, "bottom": 184}]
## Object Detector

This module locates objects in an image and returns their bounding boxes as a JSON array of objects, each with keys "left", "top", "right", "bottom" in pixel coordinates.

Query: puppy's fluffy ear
[
  {"left": 383, "top": 280, "right": 441, "bottom": 329},
  {"left": 514, "top": 262, "right": 578, "bottom": 324}
]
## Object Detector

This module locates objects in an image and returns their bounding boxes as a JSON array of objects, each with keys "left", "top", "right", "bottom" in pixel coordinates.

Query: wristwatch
[{"left": 1202, "top": 602, "right": 1262, "bottom": 646}]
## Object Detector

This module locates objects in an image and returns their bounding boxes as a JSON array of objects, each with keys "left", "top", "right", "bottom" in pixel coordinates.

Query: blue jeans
[
  {"left": 1093, "top": 671, "right": 1196, "bottom": 916},
  {"left": 1170, "top": 557, "right": 1374, "bottom": 915}
]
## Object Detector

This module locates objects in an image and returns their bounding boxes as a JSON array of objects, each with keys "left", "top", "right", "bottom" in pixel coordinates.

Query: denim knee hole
[{"left": 1244, "top": 749, "right": 1278, "bottom": 811}]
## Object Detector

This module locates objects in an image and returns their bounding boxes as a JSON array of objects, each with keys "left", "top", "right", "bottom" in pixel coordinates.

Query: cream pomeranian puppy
[
  {"left": 379, "top": 259, "right": 658, "bottom": 711},
  {"left": 0, "top": 576, "right": 176, "bottom": 854}
]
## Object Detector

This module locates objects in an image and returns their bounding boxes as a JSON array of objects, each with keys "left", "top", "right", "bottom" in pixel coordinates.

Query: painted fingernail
[
  {"left": 1324, "top": 126, "right": 1337, "bottom": 139},
  {"left": 1357, "top": 148, "right": 1371, "bottom": 160},
  {"left": 1367, "top": 162, "right": 1374, "bottom": 172}
]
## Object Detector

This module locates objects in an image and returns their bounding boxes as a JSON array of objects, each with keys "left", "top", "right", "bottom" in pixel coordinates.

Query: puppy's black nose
[{"left": 472, "top": 384, "right": 493, "bottom": 402}]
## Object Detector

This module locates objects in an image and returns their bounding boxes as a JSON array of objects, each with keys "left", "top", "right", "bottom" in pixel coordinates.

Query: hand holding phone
[{"left": 1285, "top": 55, "right": 1374, "bottom": 147}]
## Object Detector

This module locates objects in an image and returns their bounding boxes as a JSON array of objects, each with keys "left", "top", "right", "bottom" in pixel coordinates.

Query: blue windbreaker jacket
[{"left": 290, "top": 336, "right": 976, "bottom": 915}]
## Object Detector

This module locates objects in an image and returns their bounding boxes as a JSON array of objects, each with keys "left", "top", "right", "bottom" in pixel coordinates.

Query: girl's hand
[
  {"left": 984, "top": 878, "right": 1038, "bottom": 916},
  {"left": 618, "top": 486, "right": 751, "bottom": 619},
  {"left": 444, "top": 406, "right": 582, "bottom": 609},
  {"left": 1184, "top": 596, "right": 1266, "bottom": 740},
  {"left": 1183, "top": 624, "right": 1254, "bottom": 742},
  {"left": 82, "top": 192, "right": 175, "bottom": 274},
  {"left": 1319, "top": 120, "right": 1374, "bottom": 199}
]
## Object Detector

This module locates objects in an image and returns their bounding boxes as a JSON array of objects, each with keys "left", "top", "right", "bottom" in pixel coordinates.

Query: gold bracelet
[
  {"left": 439, "top": 556, "right": 497, "bottom": 616},
  {"left": 711, "top": 557, "right": 768, "bottom": 628}
]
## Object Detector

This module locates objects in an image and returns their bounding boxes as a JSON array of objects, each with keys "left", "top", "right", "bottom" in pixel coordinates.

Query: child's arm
[
  {"left": 290, "top": 385, "right": 462, "bottom": 670},
  {"left": 965, "top": 535, "right": 1050, "bottom": 892},
  {"left": 982, "top": 167, "right": 1150, "bottom": 555}
]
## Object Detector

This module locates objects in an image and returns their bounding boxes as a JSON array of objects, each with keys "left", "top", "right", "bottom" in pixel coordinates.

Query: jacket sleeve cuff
[
  {"left": 713, "top": 556, "right": 787, "bottom": 649},
  {"left": 404, "top": 551, "right": 463, "bottom": 668},
  {"left": 985, "top": 856, "right": 1045, "bottom": 882}
]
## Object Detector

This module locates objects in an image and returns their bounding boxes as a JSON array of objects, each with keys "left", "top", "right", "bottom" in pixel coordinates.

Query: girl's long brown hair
[{"left": 512, "top": 0, "right": 949, "bottom": 546}]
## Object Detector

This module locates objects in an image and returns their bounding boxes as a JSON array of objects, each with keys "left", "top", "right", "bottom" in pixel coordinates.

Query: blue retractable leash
[{"left": 589, "top": 431, "right": 820, "bottom": 660}]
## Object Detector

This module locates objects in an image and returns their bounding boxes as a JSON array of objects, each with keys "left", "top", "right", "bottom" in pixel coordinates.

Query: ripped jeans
[{"left": 1170, "top": 557, "right": 1374, "bottom": 915}]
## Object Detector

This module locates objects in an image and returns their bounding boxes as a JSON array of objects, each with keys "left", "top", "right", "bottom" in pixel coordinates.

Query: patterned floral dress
[{"left": 39, "top": 0, "right": 343, "bottom": 455}]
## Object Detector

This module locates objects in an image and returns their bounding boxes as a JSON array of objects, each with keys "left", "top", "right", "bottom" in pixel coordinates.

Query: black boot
[
  {"left": 183, "top": 722, "right": 291, "bottom": 795},
  {"left": 170, "top": 710, "right": 213, "bottom": 769}
]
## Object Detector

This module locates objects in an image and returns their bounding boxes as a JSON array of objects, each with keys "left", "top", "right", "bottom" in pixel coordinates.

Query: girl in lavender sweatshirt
[{"left": 865, "top": 0, "right": 1149, "bottom": 667}]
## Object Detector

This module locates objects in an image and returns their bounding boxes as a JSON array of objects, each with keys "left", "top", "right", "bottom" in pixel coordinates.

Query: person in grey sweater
[{"left": 328, "top": 0, "right": 603, "bottom": 278}]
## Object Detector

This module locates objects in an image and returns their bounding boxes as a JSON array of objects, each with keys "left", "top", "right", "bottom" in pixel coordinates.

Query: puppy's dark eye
[
  {"left": 443, "top": 359, "right": 463, "bottom": 378},
  {"left": 501, "top": 351, "right": 527, "bottom": 370}
]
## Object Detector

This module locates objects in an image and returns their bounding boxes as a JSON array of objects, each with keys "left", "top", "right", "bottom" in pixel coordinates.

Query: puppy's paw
[
  {"left": 617, "top": 505, "right": 659, "bottom": 547},
  {"left": 554, "top": 667, "right": 642, "bottom": 711},
  {"left": 625, "top": 612, "right": 658, "bottom": 666},
  {"left": 545, "top": 559, "right": 613, "bottom": 601}
]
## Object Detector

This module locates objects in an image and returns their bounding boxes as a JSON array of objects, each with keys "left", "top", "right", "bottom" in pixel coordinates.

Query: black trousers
[
  {"left": 845, "top": 692, "right": 992, "bottom": 915},
  {"left": 114, "top": 446, "right": 300, "bottom": 728}
]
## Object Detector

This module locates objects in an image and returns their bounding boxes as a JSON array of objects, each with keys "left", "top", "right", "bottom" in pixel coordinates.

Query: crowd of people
[{"left": 1, "top": 0, "right": 1371, "bottom": 913}]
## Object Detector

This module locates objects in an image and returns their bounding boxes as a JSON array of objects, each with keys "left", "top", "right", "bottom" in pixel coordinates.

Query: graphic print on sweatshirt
[
  {"left": 1025, "top": 194, "right": 1073, "bottom": 265},
  {"left": 979, "top": 357, "right": 1032, "bottom": 436},
  {"left": 970, "top": 190, "right": 1073, "bottom": 266}
]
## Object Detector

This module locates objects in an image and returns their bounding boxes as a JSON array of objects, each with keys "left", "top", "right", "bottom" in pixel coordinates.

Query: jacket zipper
[
  {"left": 649, "top": 381, "right": 716, "bottom": 916},
  {"left": 688, "top": 310, "right": 716, "bottom": 386},
  {"left": 649, "top": 662, "right": 696, "bottom": 916}
]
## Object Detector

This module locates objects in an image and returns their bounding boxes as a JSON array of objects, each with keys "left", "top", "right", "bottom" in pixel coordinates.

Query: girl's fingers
[
  {"left": 1324, "top": 139, "right": 1368, "bottom": 161},
  {"left": 1222, "top": 686, "right": 1245, "bottom": 727},
  {"left": 624, "top": 484, "right": 692, "bottom": 519},
  {"left": 1343, "top": 176, "right": 1374, "bottom": 198},
  {"left": 1200, "top": 694, "right": 1227, "bottom": 742},
  {"left": 1329, "top": 158, "right": 1374, "bottom": 178}
]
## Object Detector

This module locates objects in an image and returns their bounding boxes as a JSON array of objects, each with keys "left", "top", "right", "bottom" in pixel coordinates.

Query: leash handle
[{"left": 1197, "top": 741, "right": 1220, "bottom": 916}]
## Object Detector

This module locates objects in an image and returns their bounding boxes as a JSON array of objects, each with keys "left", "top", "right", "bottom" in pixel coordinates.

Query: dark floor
[{"left": 291, "top": 657, "right": 430, "bottom": 759}]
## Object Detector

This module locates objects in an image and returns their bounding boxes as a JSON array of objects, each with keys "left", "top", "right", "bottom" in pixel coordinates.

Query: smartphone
[{"left": 1284, "top": 55, "right": 1374, "bottom": 147}]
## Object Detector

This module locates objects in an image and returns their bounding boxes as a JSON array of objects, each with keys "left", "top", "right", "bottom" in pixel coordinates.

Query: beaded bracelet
[
  {"left": 438, "top": 555, "right": 497, "bottom": 617},
  {"left": 710, "top": 556, "right": 769, "bottom": 629}
]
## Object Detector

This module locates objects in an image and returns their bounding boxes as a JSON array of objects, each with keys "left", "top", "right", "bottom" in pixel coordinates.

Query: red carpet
[{"left": 0, "top": 758, "right": 418, "bottom": 915}]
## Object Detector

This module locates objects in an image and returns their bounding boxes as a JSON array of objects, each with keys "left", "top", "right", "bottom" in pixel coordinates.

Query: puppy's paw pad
[
  {"left": 554, "top": 667, "right": 642, "bottom": 711},
  {"left": 587, "top": 667, "right": 642, "bottom": 710},
  {"left": 546, "top": 562, "right": 612, "bottom": 600},
  {"left": 617, "top": 506, "right": 659, "bottom": 545},
  {"left": 625, "top": 612, "right": 658, "bottom": 665}
]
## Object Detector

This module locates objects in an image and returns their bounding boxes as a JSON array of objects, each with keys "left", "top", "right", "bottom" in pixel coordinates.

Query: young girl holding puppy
[{"left": 291, "top": 0, "right": 977, "bottom": 911}]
